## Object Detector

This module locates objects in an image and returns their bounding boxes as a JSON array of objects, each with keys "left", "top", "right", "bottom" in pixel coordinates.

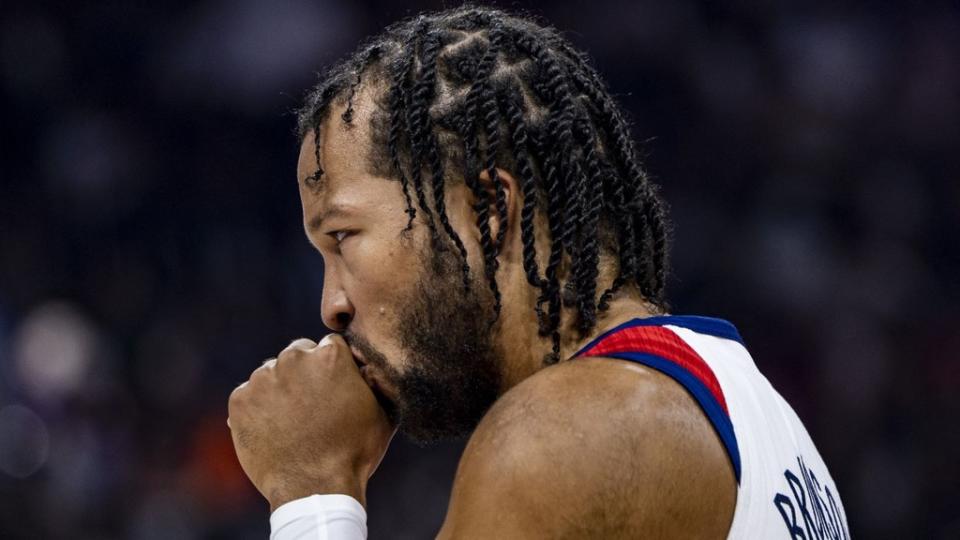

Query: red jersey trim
[{"left": 578, "top": 325, "right": 729, "bottom": 414}]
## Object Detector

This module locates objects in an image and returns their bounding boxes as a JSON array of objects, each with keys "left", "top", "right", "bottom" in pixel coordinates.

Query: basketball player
[{"left": 227, "top": 7, "right": 849, "bottom": 539}]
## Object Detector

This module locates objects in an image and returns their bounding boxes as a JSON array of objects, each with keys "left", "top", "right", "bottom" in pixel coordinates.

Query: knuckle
[
  {"left": 278, "top": 346, "right": 304, "bottom": 363},
  {"left": 289, "top": 337, "right": 317, "bottom": 350},
  {"left": 249, "top": 364, "right": 271, "bottom": 383},
  {"left": 280, "top": 338, "right": 317, "bottom": 359},
  {"left": 228, "top": 383, "right": 247, "bottom": 408}
]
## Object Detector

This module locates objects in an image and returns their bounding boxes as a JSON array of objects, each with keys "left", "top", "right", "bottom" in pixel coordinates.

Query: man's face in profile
[{"left": 297, "top": 96, "right": 503, "bottom": 443}]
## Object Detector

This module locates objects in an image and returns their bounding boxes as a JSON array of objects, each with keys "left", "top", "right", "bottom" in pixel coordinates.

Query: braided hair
[{"left": 297, "top": 6, "right": 670, "bottom": 364}]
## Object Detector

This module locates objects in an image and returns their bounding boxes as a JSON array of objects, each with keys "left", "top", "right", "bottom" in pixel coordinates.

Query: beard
[{"left": 343, "top": 242, "right": 502, "bottom": 445}]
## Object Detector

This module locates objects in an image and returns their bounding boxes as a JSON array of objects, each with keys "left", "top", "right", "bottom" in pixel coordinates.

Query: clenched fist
[{"left": 227, "top": 334, "right": 396, "bottom": 511}]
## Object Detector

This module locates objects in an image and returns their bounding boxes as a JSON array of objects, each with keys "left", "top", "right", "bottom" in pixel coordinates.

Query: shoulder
[{"left": 439, "top": 357, "right": 736, "bottom": 539}]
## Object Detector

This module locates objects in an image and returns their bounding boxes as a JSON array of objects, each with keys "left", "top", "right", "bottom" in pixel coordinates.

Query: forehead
[
  {"left": 296, "top": 88, "right": 414, "bottom": 240},
  {"left": 299, "top": 104, "right": 369, "bottom": 185},
  {"left": 297, "top": 91, "right": 380, "bottom": 201}
]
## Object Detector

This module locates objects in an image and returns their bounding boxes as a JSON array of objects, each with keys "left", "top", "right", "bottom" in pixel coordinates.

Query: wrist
[{"left": 267, "top": 475, "right": 366, "bottom": 512}]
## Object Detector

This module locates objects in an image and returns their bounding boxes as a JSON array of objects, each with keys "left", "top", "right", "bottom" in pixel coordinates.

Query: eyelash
[{"left": 327, "top": 230, "right": 351, "bottom": 246}]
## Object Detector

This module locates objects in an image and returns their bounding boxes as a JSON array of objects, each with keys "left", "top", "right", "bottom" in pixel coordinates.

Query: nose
[{"left": 321, "top": 272, "right": 354, "bottom": 332}]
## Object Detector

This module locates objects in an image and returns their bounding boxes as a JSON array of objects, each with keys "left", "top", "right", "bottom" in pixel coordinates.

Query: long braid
[
  {"left": 516, "top": 33, "right": 585, "bottom": 258},
  {"left": 598, "top": 171, "right": 636, "bottom": 310},
  {"left": 504, "top": 31, "right": 567, "bottom": 356},
  {"left": 461, "top": 117, "right": 503, "bottom": 321},
  {"left": 460, "top": 30, "right": 505, "bottom": 320},
  {"left": 306, "top": 82, "right": 342, "bottom": 186},
  {"left": 574, "top": 120, "right": 607, "bottom": 333},
  {"left": 644, "top": 182, "right": 670, "bottom": 304},
  {"left": 413, "top": 31, "right": 472, "bottom": 289},
  {"left": 537, "top": 140, "right": 565, "bottom": 361},
  {"left": 475, "top": 27, "right": 508, "bottom": 252},
  {"left": 500, "top": 84, "right": 549, "bottom": 327},
  {"left": 388, "top": 51, "right": 418, "bottom": 231},
  {"left": 399, "top": 23, "right": 439, "bottom": 238},
  {"left": 341, "top": 45, "right": 382, "bottom": 124}
]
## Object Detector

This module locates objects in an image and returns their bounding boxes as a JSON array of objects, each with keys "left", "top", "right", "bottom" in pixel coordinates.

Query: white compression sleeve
[{"left": 269, "top": 494, "right": 367, "bottom": 540}]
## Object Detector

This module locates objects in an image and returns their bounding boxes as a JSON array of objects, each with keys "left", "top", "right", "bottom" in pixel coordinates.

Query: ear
[{"left": 477, "top": 167, "right": 519, "bottom": 252}]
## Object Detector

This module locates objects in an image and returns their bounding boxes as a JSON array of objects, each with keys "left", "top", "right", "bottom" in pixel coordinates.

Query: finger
[
  {"left": 318, "top": 334, "right": 355, "bottom": 365},
  {"left": 262, "top": 357, "right": 277, "bottom": 368},
  {"left": 318, "top": 333, "right": 347, "bottom": 349},
  {"left": 317, "top": 334, "right": 365, "bottom": 376},
  {"left": 286, "top": 338, "right": 318, "bottom": 352},
  {"left": 277, "top": 339, "right": 318, "bottom": 370}
]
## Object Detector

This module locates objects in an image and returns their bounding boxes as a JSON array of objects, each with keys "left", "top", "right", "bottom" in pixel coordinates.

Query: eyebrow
[{"left": 307, "top": 204, "right": 355, "bottom": 233}]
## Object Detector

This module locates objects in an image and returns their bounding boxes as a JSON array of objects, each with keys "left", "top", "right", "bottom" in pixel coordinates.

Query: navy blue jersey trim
[
  {"left": 602, "top": 351, "right": 742, "bottom": 483},
  {"left": 645, "top": 315, "right": 745, "bottom": 345},
  {"left": 570, "top": 315, "right": 744, "bottom": 360}
]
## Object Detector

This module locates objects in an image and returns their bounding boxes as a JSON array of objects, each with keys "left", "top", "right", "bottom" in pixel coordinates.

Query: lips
[
  {"left": 344, "top": 340, "right": 398, "bottom": 418},
  {"left": 350, "top": 346, "right": 377, "bottom": 387},
  {"left": 349, "top": 346, "right": 367, "bottom": 367}
]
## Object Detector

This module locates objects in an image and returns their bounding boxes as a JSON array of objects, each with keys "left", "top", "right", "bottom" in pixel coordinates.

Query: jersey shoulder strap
[{"left": 572, "top": 315, "right": 743, "bottom": 482}]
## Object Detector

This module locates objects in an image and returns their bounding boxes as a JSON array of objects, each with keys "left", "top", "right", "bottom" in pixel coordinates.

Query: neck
[{"left": 497, "top": 293, "right": 659, "bottom": 393}]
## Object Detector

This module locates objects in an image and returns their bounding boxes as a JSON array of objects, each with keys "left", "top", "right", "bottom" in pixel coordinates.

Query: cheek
[
  {"left": 344, "top": 235, "right": 421, "bottom": 335},
  {"left": 346, "top": 241, "right": 404, "bottom": 302},
  {"left": 346, "top": 220, "right": 425, "bottom": 294}
]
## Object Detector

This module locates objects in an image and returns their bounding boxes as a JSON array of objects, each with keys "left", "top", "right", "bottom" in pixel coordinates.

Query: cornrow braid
[{"left": 296, "top": 6, "right": 672, "bottom": 364}]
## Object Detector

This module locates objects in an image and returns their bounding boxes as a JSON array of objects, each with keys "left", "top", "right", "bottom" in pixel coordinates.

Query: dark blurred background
[{"left": 1, "top": 0, "right": 957, "bottom": 538}]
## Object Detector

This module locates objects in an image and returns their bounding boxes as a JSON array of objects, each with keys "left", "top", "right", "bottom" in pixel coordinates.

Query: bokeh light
[{"left": 11, "top": 302, "right": 100, "bottom": 405}]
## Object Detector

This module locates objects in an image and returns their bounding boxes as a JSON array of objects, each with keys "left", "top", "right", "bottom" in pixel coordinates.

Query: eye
[{"left": 327, "top": 230, "right": 353, "bottom": 247}]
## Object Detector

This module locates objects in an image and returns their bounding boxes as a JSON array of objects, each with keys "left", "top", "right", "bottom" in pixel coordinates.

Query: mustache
[{"left": 341, "top": 330, "right": 389, "bottom": 370}]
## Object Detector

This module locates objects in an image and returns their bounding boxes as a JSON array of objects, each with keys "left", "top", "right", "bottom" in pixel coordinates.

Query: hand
[{"left": 227, "top": 334, "right": 396, "bottom": 511}]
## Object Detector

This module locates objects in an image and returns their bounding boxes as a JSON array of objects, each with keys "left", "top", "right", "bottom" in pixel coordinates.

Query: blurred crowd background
[{"left": 1, "top": 0, "right": 957, "bottom": 538}]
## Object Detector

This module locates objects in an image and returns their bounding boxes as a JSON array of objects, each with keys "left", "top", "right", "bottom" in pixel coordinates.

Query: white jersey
[{"left": 573, "top": 315, "right": 850, "bottom": 539}]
